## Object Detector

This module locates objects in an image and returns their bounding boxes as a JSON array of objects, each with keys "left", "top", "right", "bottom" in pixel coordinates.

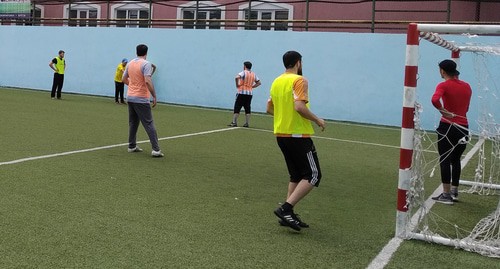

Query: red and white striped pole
[
  {"left": 396, "top": 23, "right": 419, "bottom": 238},
  {"left": 451, "top": 50, "right": 461, "bottom": 69}
]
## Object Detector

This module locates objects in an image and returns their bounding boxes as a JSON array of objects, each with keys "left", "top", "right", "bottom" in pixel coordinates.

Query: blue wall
[{"left": 1, "top": 26, "right": 499, "bottom": 131}]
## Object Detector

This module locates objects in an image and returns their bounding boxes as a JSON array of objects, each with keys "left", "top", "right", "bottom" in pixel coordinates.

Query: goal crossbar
[
  {"left": 420, "top": 31, "right": 460, "bottom": 52},
  {"left": 417, "top": 24, "right": 500, "bottom": 35},
  {"left": 418, "top": 24, "right": 500, "bottom": 53}
]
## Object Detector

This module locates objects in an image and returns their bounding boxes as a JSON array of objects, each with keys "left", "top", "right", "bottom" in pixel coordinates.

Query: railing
[
  {"left": 1, "top": 0, "right": 499, "bottom": 33},
  {"left": 3, "top": 17, "right": 500, "bottom": 33}
]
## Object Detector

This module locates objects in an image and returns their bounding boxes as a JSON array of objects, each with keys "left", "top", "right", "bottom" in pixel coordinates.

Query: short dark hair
[
  {"left": 283, "top": 51, "right": 302, "bottom": 69},
  {"left": 58, "top": 50, "right": 65, "bottom": 54},
  {"left": 244, "top": 61, "right": 252, "bottom": 70},
  {"left": 136, "top": 44, "right": 148, "bottom": 57}
]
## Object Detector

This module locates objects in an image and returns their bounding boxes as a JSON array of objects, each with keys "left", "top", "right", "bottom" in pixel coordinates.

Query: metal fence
[{"left": 1, "top": 0, "right": 500, "bottom": 33}]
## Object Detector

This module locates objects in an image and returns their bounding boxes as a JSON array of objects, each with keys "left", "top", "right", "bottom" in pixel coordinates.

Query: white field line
[
  {"left": 366, "top": 138, "right": 483, "bottom": 269},
  {"left": 152, "top": 101, "right": 402, "bottom": 132},
  {"left": 313, "top": 135, "right": 400, "bottom": 149},
  {"left": 1, "top": 126, "right": 408, "bottom": 167},
  {"left": 0, "top": 128, "right": 238, "bottom": 166},
  {"left": 249, "top": 128, "right": 437, "bottom": 152}
]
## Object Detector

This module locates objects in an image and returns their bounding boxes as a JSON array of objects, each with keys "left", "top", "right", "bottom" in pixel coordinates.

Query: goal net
[{"left": 396, "top": 23, "right": 500, "bottom": 258}]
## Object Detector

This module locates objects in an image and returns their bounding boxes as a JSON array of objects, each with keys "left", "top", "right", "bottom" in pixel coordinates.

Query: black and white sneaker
[
  {"left": 278, "top": 213, "right": 309, "bottom": 228},
  {"left": 450, "top": 191, "right": 459, "bottom": 202},
  {"left": 432, "top": 193, "right": 454, "bottom": 205},
  {"left": 274, "top": 207, "right": 301, "bottom": 231}
]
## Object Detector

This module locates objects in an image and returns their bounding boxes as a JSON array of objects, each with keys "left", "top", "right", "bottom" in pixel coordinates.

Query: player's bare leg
[
  {"left": 287, "top": 179, "right": 314, "bottom": 206},
  {"left": 287, "top": 182, "right": 298, "bottom": 199}
]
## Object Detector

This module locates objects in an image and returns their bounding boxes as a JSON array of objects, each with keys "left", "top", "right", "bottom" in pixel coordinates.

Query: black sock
[{"left": 281, "top": 202, "right": 293, "bottom": 212}]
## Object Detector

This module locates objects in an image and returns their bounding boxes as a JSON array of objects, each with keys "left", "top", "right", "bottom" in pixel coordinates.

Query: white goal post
[{"left": 396, "top": 23, "right": 500, "bottom": 246}]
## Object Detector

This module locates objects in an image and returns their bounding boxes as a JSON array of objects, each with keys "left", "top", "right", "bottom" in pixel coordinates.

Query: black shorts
[
  {"left": 233, "top": 94, "right": 252, "bottom": 114},
  {"left": 277, "top": 137, "right": 322, "bottom": 187}
]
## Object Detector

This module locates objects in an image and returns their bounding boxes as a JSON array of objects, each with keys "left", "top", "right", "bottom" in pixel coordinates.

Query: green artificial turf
[{"left": 0, "top": 87, "right": 498, "bottom": 268}]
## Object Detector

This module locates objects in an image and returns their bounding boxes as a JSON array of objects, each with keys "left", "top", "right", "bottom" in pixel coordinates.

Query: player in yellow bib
[
  {"left": 114, "top": 58, "right": 128, "bottom": 104},
  {"left": 48, "top": 50, "right": 65, "bottom": 99},
  {"left": 267, "top": 51, "right": 325, "bottom": 231}
]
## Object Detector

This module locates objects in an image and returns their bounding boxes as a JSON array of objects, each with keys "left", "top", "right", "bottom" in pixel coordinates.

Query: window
[
  {"left": 177, "top": 1, "right": 224, "bottom": 30},
  {"left": 244, "top": 10, "right": 258, "bottom": 30},
  {"left": 68, "top": 9, "right": 98, "bottom": 27},
  {"left": 182, "top": 9, "right": 221, "bottom": 29},
  {"left": 116, "top": 9, "right": 149, "bottom": 28},
  {"left": 111, "top": 3, "right": 150, "bottom": 28},
  {"left": 64, "top": 3, "right": 100, "bottom": 27},
  {"left": 275, "top": 10, "right": 289, "bottom": 31},
  {"left": 15, "top": 5, "right": 43, "bottom": 26},
  {"left": 260, "top": 12, "right": 272, "bottom": 31},
  {"left": 239, "top": 1, "right": 293, "bottom": 31}
]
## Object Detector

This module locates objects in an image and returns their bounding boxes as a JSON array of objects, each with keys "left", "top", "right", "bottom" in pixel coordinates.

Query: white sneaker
[
  {"left": 151, "top": 150, "right": 164, "bottom": 157},
  {"left": 128, "top": 146, "right": 143, "bottom": 153}
]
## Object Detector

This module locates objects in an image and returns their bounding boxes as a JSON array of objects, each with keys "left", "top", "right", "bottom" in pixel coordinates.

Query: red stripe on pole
[
  {"left": 400, "top": 148, "right": 413, "bottom": 169},
  {"left": 407, "top": 23, "right": 419, "bottom": 45},
  {"left": 451, "top": 50, "right": 460, "bottom": 59},
  {"left": 397, "top": 188, "right": 408, "bottom": 212},
  {"left": 404, "top": 66, "right": 418, "bottom": 87},
  {"left": 401, "top": 107, "right": 414, "bottom": 129}
]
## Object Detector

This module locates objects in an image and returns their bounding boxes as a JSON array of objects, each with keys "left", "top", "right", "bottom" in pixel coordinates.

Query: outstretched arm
[
  {"left": 122, "top": 72, "right": 129, "bottom": 85},
  {"left": 294, "top": 100, "right": 325, "bottom": 131},
  {"left": 266, "top": 98, "right": 274, "bottom": 115},
  {"left": 49, "top": 60, "right": 57, "bottom": 72},
  {"left": 432, "top": 87, "right": 454, "bottom": 118},
  {"left": 145, "top": 76, "right": 157, "bottom": 107},
  {"left": 253, "top": 80, "right": 261, "bottom": 88},
  {"left": 235, "top": 76, "right": 240, "bottom": 88},
  {"left": 151, "top": 63, "right": 156, "bottom": 75},
  {"left": 438, "top": 108, "right": 455, "bottom": 118}
]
